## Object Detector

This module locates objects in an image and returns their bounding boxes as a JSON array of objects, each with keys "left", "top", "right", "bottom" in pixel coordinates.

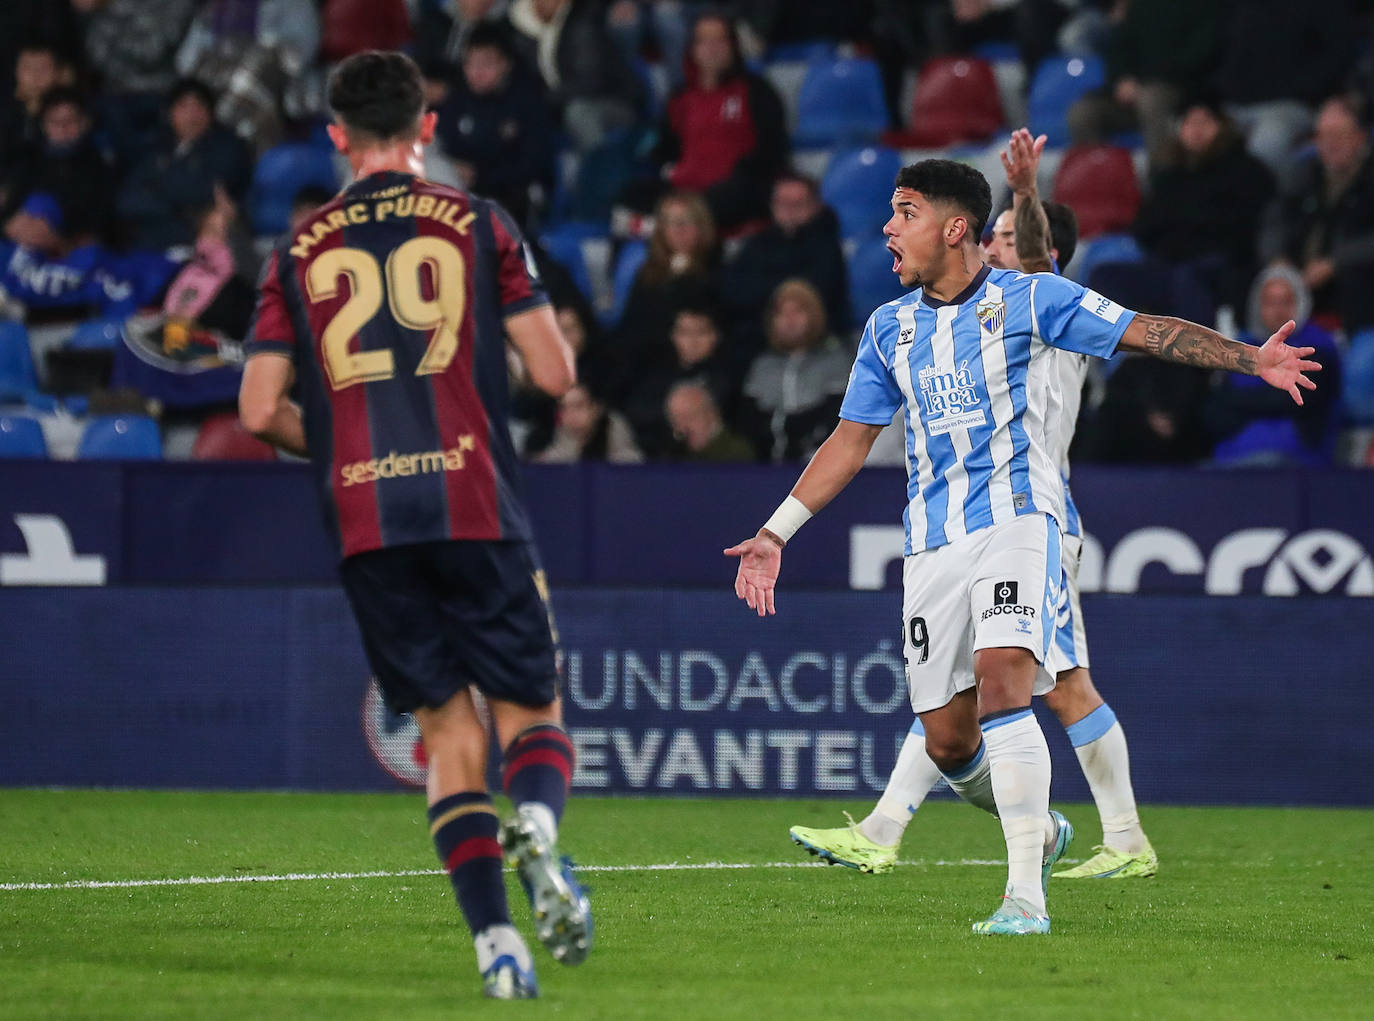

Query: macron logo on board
[{"left": 0, "top": 514, "right": 106, "bottom": 586}]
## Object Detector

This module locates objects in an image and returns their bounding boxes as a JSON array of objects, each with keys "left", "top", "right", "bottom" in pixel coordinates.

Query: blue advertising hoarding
[
  {"left": 1, "top": 586, "right": 1370, "bottom": 806},
  {"left": 0, "top": 462, "right": 1372, "bottom": 595}
]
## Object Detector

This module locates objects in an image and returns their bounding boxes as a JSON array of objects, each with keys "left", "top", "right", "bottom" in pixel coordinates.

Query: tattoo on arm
[
  {"left": 1013, "top": 197, "right": 1052, "bottom": 274},
  {"left": 1137, "top": 315, "right": 1257, "bottom": 374}
]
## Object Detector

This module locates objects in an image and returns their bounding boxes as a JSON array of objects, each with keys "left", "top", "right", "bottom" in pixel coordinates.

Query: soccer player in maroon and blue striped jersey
[{"left": 239, "top": 50, "right": 589, "bottom": 1000}]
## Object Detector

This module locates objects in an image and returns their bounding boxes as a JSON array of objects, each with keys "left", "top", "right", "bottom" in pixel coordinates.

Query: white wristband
[{"left": 761, "top": 495, "right": 813, "bottom": 546}]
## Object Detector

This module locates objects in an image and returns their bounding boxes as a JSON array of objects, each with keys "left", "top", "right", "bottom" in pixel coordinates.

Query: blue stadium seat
[
  {"left": 0, "top": 320, "right": 39, "bottom": 402},
  {"left": 847, "top": 239, "right": 909, "bottom": 327},
  {"left": 539, "top": 223, "right": 602, "bottom": 304},
  {"left": 1027, "top": 54, "right": 1104, "bottom": 148},
  {"left": 821, "top": 146, "right": 904, "bottom": 243},
  {"left": 67, "top": 316, "right": 126, "bottom": 350},
  {"left": 0, "top": 414, "right": 47, "bottom": 459},
  {"left": 77, "top": 415, "right": 162, "bottom": 460},
  {"left": 1069, "top": 232, "right": 1144, "bottom": 283},
  {"left": 605, "top": 239, "right": 648, "bottom": 326},
  {"left": 249, "top": 143, "right": 342, "bottom": 235},
  {"left": 794, "top": 57, "right": 889, "bottom": 148},
  {"left": 568, "top": 126, "right": 648, "bottom": 227},
  {"left": 1341, "top": 330, "right": 1374, "bottom": 425}
]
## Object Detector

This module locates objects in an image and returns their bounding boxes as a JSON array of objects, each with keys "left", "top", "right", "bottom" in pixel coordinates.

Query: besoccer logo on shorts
[{"left": 981, "top": 579, "right": 1033, "bottom": 623}]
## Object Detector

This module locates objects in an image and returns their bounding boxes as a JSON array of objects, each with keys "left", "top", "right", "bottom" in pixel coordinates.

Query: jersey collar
[{"left": 919, "top": 265, "right": 991, "bottom": 309}]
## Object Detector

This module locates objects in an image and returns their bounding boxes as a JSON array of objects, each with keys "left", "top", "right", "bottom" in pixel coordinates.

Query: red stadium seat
[
  {"left": 884, "top": 56, "right": 1004, "bottom": 149},
  {"left": 1052, "top": 145, "right": 1141, "bottom": 240},
  {"left": 192, "top": 412, "right": 277, "bottom": 462}
]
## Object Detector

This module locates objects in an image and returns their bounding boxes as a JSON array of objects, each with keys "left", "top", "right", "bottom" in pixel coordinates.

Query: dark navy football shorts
[{"left": 339, "top": 539, "right": 560, "bottom": 714}]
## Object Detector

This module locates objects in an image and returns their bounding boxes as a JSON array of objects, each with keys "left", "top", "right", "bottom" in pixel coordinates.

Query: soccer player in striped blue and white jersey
[
  {"left": 727, "top": 155, "right": 1319, "bottom": 935},
  {"left": 790, "top": 130, "right": 1158, "bottom": 883}
]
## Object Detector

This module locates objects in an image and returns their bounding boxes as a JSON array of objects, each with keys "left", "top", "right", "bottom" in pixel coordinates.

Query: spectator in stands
[
  {"left": 617, "top": 10, "right": 787, "bottom": 235},
  {"left": 624, "top": 305, "right": 736, "bottom": 457},
  {"left": 0, "top": 44, "right": 74, "bottom": 174},
  {"left": 0, "top": 87, "right": 115, "bottom": 246},
  {"left": 1077, "top": 353, "right": 1214, "bottom": 466},
  {"left": 71, "top": 0, "right": 200, "bottom": 165},
  {"left": 534, "top": 382, "right": 644, "bottom": 463},
  {"left": 605, "top": 0, "right": 703, "bottom": 90},
  {"left": 611, "top": 190, "right": 719, "bottom": 393},
  {"left": 122, "top": 186, "right": 256, "bottom": 380},
  {"left": 1131, "top": 96, "right": 1274, "bottom": 312},
  {"left": 1212, "top": 0, "right": 1355, "bottom": 182},
  {"left": 721, "top": 172, "right": 849, "bottom": 348},
  {"left": 2, "top": 192, "right": 67, "bottom": 259},
  {"left": 117, "top": 79, "right": 253, "bottom": 252},
  {"left": 1066, "top": 0, "right": 1222, "bottom": 169},
  {"left": 0, "top": 4, "right": 80, "bottom": 98},
  {"left": 505, "top": 0, "right": 644, "bottom": 151},
  {"left": 414, "top": 0, "right": 512, "bottom": 105},
  {"left": 736, "top": 279, "right": 851, "bottom": 462},
  {"left": 922, "top": 0, "right": 1069, "bottom": 82},
  {"left": 176, "top": 0, "right": 322, "bottom": 151},
  {"left": 1206, "top": 264, "right": 1341, "bottom": 465},
  {"left": 434, "top": 23, "right": 556, "bottom": 229},
  {"left": 1270, "top": 92, "right": 1374, "bottom": 334},
  {"left": 178, "top": 0, "right": 321, "bottom": 75},
  {"left": 664, "top": 379, "right": 752, "bottom": 462},
  {"left": 512, "top": 301, "right": 612, "bottom": 455},
  {"left": 0, "top": 189, "right": 176, "bottom": 322}
]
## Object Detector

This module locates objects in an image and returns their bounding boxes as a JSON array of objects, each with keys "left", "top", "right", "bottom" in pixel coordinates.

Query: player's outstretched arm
[
  {"left": 724, "top": 419, "right": 884, "bottom": 617},
  {"left": 1001, "top": 128, "right": 1053, "bottom": 274},
  {"left": 1118, "top": 313, "right": 1321, "bottom": 405},
  {"left": 239, "top": 353, "right": 308, "bottom": 456},
  {"left": 507, "top": 305, "right": 576, "bottom": 398}
]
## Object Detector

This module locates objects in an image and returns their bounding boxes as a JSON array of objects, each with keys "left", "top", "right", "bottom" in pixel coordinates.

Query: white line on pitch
[{"left": 0, "top": 858, "right": 1027, "bottom": 893}]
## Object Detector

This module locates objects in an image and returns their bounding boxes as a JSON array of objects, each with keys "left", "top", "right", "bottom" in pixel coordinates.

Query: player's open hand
[
  {"left": 723, "top": 536, "right": 782, "bottom": 617},
  {"left": 1256, "top": 319, "right": 1321, "bottom": 405},
  {"left": 1000, "top": 128, "right": 1046, "bottom": 196}
]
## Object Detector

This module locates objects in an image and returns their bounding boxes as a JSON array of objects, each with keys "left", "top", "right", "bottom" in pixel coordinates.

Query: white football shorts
[
  {"left": 1045, "top": 533, "right": 1091, "bottom": 675},
  {"left": 901, "top": 512, "right": 1063, "bottom": 714}
]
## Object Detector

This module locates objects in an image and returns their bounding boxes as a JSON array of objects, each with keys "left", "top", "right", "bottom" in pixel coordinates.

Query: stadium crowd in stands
[{"left": 1, "top": 0, "right": 1373, "bottom": 467}]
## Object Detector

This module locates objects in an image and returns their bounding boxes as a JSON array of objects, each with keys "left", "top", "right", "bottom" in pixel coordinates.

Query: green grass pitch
[{"left": 1, "top": 790, "right": 1369, "bottom": 1019}]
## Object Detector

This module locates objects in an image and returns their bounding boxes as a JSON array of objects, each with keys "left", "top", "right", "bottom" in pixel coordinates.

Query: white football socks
[
  {"left": 863, "top": 718, "right": 943, "bottom": 847},
  {"left": 982, "top": 709, "right": 1052, "bottom": 915},
  {"left": 940, "top": 739, "right": 998, "bottom": 816},
  {"left": 1066, "top": 703, "right": 1147, "bottom": 854}
]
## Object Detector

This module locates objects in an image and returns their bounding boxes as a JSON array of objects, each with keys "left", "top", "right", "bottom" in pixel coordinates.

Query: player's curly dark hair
[
  {"left": 327, "top": 50, "right": 425, "bottom": 142},
  {"left": 1043, "top": 200, "right": 1079, "bottom": 269},
  {"left": 894, "top": 160, "right": 993, "bottom": 240}
]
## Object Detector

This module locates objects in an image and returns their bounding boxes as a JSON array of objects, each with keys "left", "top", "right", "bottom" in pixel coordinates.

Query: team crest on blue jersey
[
  {"left": 976, "top": 299, "right": 1006, "bottom": 336},
  {"left": 917, "top": 361, "right": 987, "bottom": 435}
]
